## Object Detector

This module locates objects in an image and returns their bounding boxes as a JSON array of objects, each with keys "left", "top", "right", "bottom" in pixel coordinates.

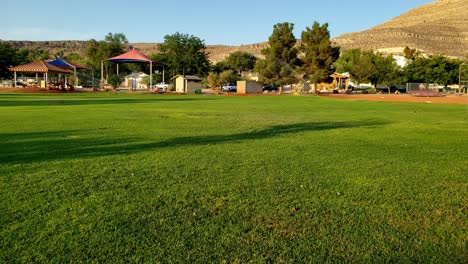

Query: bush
[
  {"left": 108, "top": 75, "right": 121, "bottom": 89},
  {"left": 194, "top": 89, "right": 202, "bottom": 94}
]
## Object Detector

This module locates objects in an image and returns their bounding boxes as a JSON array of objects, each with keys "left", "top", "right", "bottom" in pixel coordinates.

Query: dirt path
[
  {"left": 319, "top": 94, "right": 467, "bottom": 105},
  {"left": 1, "top": 87, "right": 467, "bottom": 105}
]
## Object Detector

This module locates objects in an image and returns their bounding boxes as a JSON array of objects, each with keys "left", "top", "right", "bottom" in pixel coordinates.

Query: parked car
[
  {"left": 263, "top": 83, "right": 278, "bottom": 92},
  {"left": 221, "top": 83, "right": 237, "bottom": 92},
  {"left": 154, "top": 82, "right": 168, "bottom": 91}
]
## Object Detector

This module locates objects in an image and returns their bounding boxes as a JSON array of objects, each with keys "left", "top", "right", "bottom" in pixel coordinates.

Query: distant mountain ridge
[
  {"left": 333, "top": 0, "right": 468, "bottom": 57},
  {"left": 2, "top": 0, "right": 467, "bottom": 62},
  {"left": 1, "top": 40, "right": 267, "bottom": 63}
]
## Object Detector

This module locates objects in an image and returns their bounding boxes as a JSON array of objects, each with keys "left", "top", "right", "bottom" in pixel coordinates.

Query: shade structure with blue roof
[
  {"left": 48, "top": 58, "right": 87, "bottom": 70},
  {"left": 48, "top": 58, "right": 88, "bottom": 86}
]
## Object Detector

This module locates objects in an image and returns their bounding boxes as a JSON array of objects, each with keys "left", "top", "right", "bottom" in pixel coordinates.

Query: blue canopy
[{"left": 48, "top": 58, "right": 87, "bottom": 70}]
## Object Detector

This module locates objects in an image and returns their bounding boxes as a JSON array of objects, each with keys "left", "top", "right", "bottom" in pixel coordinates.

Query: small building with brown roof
[{"left": 172, "top": 75, "right": 202, "bottom": 93}]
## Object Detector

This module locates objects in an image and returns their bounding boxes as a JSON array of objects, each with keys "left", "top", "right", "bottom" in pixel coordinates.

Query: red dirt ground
[
  {"left": 319, "top": 93, "right": 467, "bottom": 105},
  {"left": 1, "top": 87, "right": 467, "bottom": 104}
]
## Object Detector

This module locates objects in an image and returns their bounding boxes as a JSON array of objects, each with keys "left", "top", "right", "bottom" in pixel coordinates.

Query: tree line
[{"left": 1, "top": 23, "right": 465, "bottom": 89}]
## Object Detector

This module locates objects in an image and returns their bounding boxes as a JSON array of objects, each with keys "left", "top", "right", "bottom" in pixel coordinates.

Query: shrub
[{"left": 108, "top": 75, "right": 121, "bottom": 89}]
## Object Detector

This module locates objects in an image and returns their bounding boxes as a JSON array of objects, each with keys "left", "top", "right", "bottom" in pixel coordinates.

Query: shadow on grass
[
  {"left": 0, "top": 120, "right": 388, "bottom": 164},
  {"left": 0, "top": 97, "right": 215, "bottom": 107}
]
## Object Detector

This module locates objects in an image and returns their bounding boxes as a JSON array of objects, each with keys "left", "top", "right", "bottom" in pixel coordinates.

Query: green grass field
[{"left": 1, "top": 93, "right": 466, "bottom": 262}]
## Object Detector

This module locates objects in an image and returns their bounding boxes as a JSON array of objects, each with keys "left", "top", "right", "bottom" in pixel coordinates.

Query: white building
[{"left": 122, "top": 72, "right": 149, "bottom": 89}]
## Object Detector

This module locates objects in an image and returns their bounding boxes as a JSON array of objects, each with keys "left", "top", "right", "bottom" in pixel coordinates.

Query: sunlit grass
[{"left": 0, "top": 93, "right": 466, "bottom": 262}]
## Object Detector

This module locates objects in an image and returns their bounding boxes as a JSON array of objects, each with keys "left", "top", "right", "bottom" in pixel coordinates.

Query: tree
[
  {"left": 212, "top": 60, "right": 230, "bottom": 73},
  {"left": 335, "top": 49, "right": 378, "bottom": 88},
  {"left": 207, "top": 72, "right": 220, "bottom": 89},
  {"left": 349, "top": 50, "right": 376, "bottom": 87},
  {"left": 255, "top": 22, "right": 300, "bottom": 93},
  {"left": 84, "top": 39, "right": 101, "bottom": 71},
  {"left": 12, "top": 47, "right": 50, "bottom": 65},
  {"left": 369, "top": 53, "right": 401, "bottom": 94},
  {"left": 158, "top": 32, "right": 211, "bottom": 77},
  {"left": 224, "top": 51, "right": 257, "bottom": 74},
  {"left": 218, "top": 70, "right": 239, "bottom": 85},
  {"left": 26, "top": 48, "right": 50, "bottom": 62},
  {"left": 404, "top": 55, "right": 462, "bottom": 85},
  {"left": 141, "top": 76, "right": 152, "bottom": 88},
  {"left": 54, "top": 50, "right": 65, "bottom": 58},
  {"left": 403, "top": 46, "right": 420, "bottom": 62},
  {"left": 107, "top": 74, "right": 121, "bottom": 89},
  {"left": 301, "top": 21, "right": 339, "bottom": 85},
  {"left": 84, "top": 33, "right": 129, "bottom": 81},
  {"left": 65, "top": 53, "right": 83, "bottom": 64},
  {"left": 334, "top": 48, "right": 361, "bottom": 74},
  {"left": 0, "top": 44, "right": 53, "bottom": 79},
  {"left": 104, "top": 33, "right": 128, "bottom": 56}
]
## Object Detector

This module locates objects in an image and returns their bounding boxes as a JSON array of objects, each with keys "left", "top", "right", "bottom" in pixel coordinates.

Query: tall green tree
[
  {"left": 84, "top": 39, "right": 101, "bottom": 71},
  {"left": 369, "top": 53, "right": 401, "bottom": 93},
  {"left": 404, "top": 55, "right": 462, "bottom": 85},
  {"left": 65, "top": 53, "right": 84, "bottom": 65},
  {"left": 104, "top": 33, "right": 128, "bottom": 57},
  {"left": 334, "top": 48, "right": 361, "bottom": 74},
  {"left": 255, "top": 22, "right": 300, "bottom": 92},
  {"left": 335, "top": 49, "right": 376, "bottom": 88},
  {"left": 350, "top": 50, "right": 376, "bottom": 87},
  {"left": 158, "top": 32, "right": 211, "bottom": 77},
  {"left": 212, "top": 60, "right": 230, "bottom": 73},
  {"left": 84, "top": 33, "right": 129, "bottom": 81},
  {"left": 12, "top": 47, "right": 50, "bottom": 65},
  {"left": 0, "top": 42, "right": 17, "bottom": 79},
  {"left": 301, "top": 21, "right": 339, "bottom": 85},
  {"left": 224, "top": 51, "right": 257, "bottom": 74}
]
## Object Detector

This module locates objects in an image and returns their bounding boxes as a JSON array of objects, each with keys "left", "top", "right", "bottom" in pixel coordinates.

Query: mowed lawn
[{"left": 0, "top": 93, "right": 466, "bottom": 262}]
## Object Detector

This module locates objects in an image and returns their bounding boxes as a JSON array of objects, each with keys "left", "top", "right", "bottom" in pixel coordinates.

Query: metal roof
[
  {"left": 171, "top": 75, "right": 202, "bottom": 81},
  {"left": 48, "top": 58, "right": 88, "bottom": 70},
  {"left": 106, "top": 49, "right": 154, "bottom": 63},
  {"left": 9, "top": 61, "right": 73, "bottom": 73}
]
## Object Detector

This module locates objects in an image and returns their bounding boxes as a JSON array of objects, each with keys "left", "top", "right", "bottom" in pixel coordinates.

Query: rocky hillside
[
  {"left": 2, "top": 40, "right": 267, "bottom": 63},
  {"left": 334, "top": 0, "right": 468, "bottom": 57},
  {"left": 2, "top": 0, "right": 467, "bottom": 62},
  {"left": 130, "top": 42, "right": 268, "bottom": 63}
]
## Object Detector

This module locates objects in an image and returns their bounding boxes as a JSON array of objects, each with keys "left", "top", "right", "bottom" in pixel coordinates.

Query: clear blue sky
[{"left": 3, "top": 0, "right": 434, "bottom": 45}]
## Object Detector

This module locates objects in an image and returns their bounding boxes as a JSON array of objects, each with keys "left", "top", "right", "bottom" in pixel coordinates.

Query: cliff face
[
  {"left": 333, "top": 0, "right": 468, "bottom": 57},
  {"left": 2, "top": 0, "right": 467, "bottom": 61}
]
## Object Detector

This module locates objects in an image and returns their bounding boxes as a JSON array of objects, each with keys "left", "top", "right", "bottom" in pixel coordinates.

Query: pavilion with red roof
[
  {"left": 103, "top": 49, "right": 155, "bottom": 89},
  {"left": 9, "top": 60, "right": 73, "bottom": 88}
]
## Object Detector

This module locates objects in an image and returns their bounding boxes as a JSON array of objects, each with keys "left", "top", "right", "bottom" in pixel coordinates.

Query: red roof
[
  {"left": 9, "top": 61, "right": 73, "bottom": 73},
  {"left": 106, "top": 49, "right": 153, "bottom": 63}
]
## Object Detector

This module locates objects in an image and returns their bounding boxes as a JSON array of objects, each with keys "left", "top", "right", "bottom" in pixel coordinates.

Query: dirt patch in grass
[
  {"left": 320, "top": 94, "right": 467, "bottom": 104},
  {"left": 0, "top": 87, "right": 96, "bottom": 93}
]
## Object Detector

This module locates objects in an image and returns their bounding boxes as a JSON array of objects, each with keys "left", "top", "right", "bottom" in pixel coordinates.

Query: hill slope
[
  {"left": 1, "top": 40, "right": 267, "bottom": 64},
  {"left": 333, "top": 0, "right": 468, "bottom": 57},
  {"left": 2, "top": 0, "right": 467, "bottom": 62}
]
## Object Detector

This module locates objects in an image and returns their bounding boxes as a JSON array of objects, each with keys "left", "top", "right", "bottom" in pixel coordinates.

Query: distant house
[
  {"left": 172, "top": 75, "right": 202, "bottom": 93},
  {"left": 122, "top": 72, "right": 149, "bottom": 89}
]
